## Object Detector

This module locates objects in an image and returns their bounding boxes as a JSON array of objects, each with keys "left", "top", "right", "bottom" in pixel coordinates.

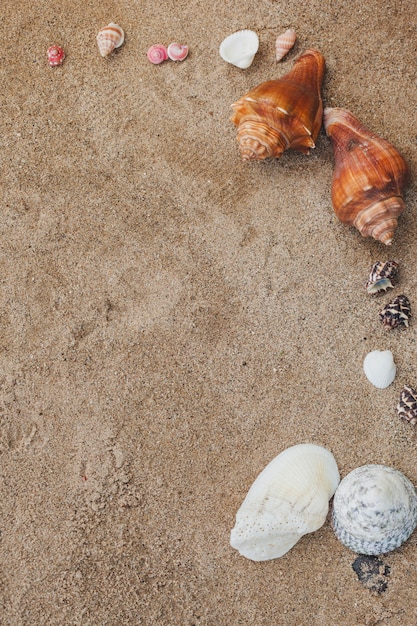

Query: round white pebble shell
[
  {"left": 363, "top": 349, "right": 396, "bottom": 389},
  {"left": 230, "top": 443, "right": 340, "bottom": 561},
  {"left": 332, "top": 465, "right": 417, "bottom": 555}
]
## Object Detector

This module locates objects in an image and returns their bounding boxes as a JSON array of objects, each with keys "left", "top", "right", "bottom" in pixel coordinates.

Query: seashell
[
  {"left": 324, "top": 107, "right": 409, "bottom": 245},
  {"left": 366, "top": 260, "right": 399, "bottom": 295},
  {"left": 397, "top": 385, "right": 417, "bottom": 425},
  {"left": 275, "top": 29, "right": 297, "bottom": 61},
  {"left": 147, "top": 44, "right": 168, "bottom": 64},
  {"left": 96, "top": 23, "right": 125, "bottom": 57},
  {"left": 379, "top": 295, "right": 411, "bottom": 330},
  {"left": 230, "top": 443, "right": 340, "bottom": 561},
  {"left": 219, "top": 30, "right": 259, "bottom": 69},
  {"left": 332, "top": 465, "right": 417, "bottom": 555},
  {"left": 167, "top": 42, "right": 189, "bottom": 61},
  {"left": 363, "top": 349, "right": 396, "bottom": 389},
  {"left": 230, "top": 49, "right": 325, "bottom": 161},
  {"left": 47, "top": 45, "right": 65, "bottom": 67}
]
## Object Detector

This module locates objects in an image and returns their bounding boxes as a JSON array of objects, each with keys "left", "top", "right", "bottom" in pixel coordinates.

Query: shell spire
[
  {"left": 230, "top": 49, "right": 325, "bottom": 161},
  {"left": 324, "top": 107, "right": 409, "bottom": 245}
]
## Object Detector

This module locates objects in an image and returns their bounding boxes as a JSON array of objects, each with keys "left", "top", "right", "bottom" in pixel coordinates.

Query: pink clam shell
[
  {"left": 47, "top": 45, "right": 65, "bottom": 67},
  {"left": 147, "top": 44, "right": 168, "bottom": 64},
  {"left": 275, "top": 29, "right": 296, "bottom": 61},
  {"left": 167, "top": 42, "right": 189, "bottom": 61}
]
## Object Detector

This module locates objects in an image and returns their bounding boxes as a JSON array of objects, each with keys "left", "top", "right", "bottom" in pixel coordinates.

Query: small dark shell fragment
[
  {"left": 366, "top": 260, "right": 399, "bottom": 295},
  {"left": 379, "top": 294, "right": 411, "bottom": 330},
  {"left": 397, "top": 385, "right": 417, "bottom": 425}
]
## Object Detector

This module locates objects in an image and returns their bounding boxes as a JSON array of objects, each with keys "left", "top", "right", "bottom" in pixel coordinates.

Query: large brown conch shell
[
  {"left": 324, "top": 107, "right": 409, "bottom": 245},
  {"left": 230, "top": 49, "right": 325, "bottom": 161}
]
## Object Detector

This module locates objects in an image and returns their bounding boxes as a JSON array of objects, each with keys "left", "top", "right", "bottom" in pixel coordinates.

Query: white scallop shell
[
  {"left": 363, "top": 349, "right": 396, "bottom": 388},
  {"left": 230, "top": 443, "right": 340, "bottom": 561},
  {"left": 332, "top": 465, "right": 417, "bottom": 555},
  {"left": 219, "top": 30, "right": 259, "bottom": 69}
]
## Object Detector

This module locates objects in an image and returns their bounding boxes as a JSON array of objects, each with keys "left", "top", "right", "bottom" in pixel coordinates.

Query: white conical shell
[
  {"left": 363, "top": 349, "right": 396, "bottom": 388},
  {"left": 219, "top": 30, "right": 259, "bottom": 69},
  {"left": 96, "top": 23, "right": 125, "bottom": 57},
  {"left": 230, "top": 443, "right": 340, "bottom": 561},
  {"left": 332, "top": 465, "right": 417, "bottom": 555}
]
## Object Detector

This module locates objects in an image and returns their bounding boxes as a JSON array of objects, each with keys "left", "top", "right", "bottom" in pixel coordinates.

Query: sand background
[{"left": 1, "top": 0, "right": 417, "bottom": 624}]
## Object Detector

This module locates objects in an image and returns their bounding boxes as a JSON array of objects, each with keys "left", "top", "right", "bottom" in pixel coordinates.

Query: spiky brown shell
[
  {"left": 230, "top": 49, "right": 325, "bottom": 161},
  {"left": 366, "top": 260, "right": 399, "bottom": 295},
  {"left": 380, "top": 295, "right": 411, "bottom": 329},
  {"left": 324, "top": 108, "right": 409, "bottom": 245},
  {"left": 397, "top": 385, "right": 417, "bottom": 425}
]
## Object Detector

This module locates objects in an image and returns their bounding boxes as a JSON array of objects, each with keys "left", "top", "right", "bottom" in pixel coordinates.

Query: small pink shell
[
  {"left": 167, "top": 42, "right": 189, "bottom": 61},
  {"left": 275, "top": 29, "right": 296, "bottom": 61},
  {"left": 147, "top": 44, "right": 168, "bottom": 64},
  {"left": 47, "top": 45, "right": 65, "bottom": 67}
]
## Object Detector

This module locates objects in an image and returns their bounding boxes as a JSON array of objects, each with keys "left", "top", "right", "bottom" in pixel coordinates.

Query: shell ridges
[
  {"left": 230, "top": 443, "right": 340, "bottom": 561},
  {"left": 363, "top": 350, "right": 396, "bottom": 389}
]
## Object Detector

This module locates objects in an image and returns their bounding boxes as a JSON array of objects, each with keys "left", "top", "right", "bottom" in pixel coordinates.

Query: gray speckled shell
[{"left": 332, "top": 465, "right": 417, "bottom": 555}]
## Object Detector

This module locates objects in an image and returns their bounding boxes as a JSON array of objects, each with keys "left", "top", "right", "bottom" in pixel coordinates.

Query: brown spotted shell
[
  {"left": 379, "top": 295, "right": 411, "bottom": 330},
  {"left": 230, "top": 49, "right": 325, "bottom": 161},
  {"left": 397, "top": 385, "right": 417, "bottom": 425},
  {"left": 324, "top": 108, "right": 409, "bottom": 245}
]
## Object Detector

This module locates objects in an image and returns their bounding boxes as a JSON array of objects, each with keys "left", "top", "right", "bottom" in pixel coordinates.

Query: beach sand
[{"left": 1, "top": 1, "right": 417, "bottom": 624}]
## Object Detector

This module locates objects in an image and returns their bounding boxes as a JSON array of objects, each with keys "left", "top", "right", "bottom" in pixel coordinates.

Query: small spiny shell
[
  {"left": 363, "top": 349, "right": 396, "bottom": 389},
  {"left": 324, "top": 108, "right": 409, "bottom": 245},
  {"left": 332, "top": 465, "right": 417, "bottom": 555},
  {"left": 147, "top": 44, "right": 168, "bottom": 64},
  {"left": 366, "top": 260, "right": 399, "bottom": 295},
  {"left": 167, "top": 42, "right": 189, "bottom": 61},
  {"left": 230, "top": 443, "right": 340, "bottom": 561},
  {"left": 219, "top": 30, "right": 259, "bottom": 69},
  {"left": 379, "top": 295, "right": 411, "bottom": 330},
  {"left": 230, "top": 49, "right": 325, "bottom": 161},
  {"left": 47, "top": 45, "right": 65, "bottom": 67},
  {"left": 397, "top": 385, "right": 417, "bottom": 425},
  {"left": 96, "top": 23, "right": 125, "bottom": 57},
  {"left": 275, "top": 29, "right": 297, "bottom": 61}
]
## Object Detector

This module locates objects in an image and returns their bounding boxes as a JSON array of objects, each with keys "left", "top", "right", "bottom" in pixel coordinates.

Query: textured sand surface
[{"left": 1, "top": 1, "right": 417, "bottom": 624}]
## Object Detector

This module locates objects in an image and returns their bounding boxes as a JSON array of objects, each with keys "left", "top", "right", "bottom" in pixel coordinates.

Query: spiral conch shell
[
  {"left": 324, "top": 108, "right": 409, "bottom": 245},
  {"left": 230, "top": 443, "right": 340, "bottom": 561},
  {"left": 332, "top": 465, "right": 417, "bottom": 555},
  {"left": 230, "top": 49, "right": 325, "bottom": 161},
  {"left": 96, "top": 23, "right": 125, "bottom": 57}
]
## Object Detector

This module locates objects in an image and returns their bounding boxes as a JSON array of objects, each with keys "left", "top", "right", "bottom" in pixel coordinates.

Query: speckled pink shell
[
  {"left": 47, "top": 45, "right": 65, "bottom": 67},
  {"left": 147, "top": 44, "right": 168, "bottom": 64},
  {"left": 275, "top": 29, "right": 296, "bottom": 61},
  {"left": 167, "top": 42, "right": 189, "bottom": 61}
]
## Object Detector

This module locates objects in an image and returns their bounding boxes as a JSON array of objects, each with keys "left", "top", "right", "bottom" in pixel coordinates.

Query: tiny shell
[
  {"left": 332, "top": 465, "right": 417, "bottom": 555},
  {"left": 47, "top": 45, "right": 65, "bottom": 67},
  {"left": 230, "top": 443, "right": 340, "bottom": 561},
  {"left": 366, "top": 260, "right": 399, "bottom": 295},
  {"left": 397, "top": 385, "right": 417, "bottom": 425},
  {"left": 379, "top": 295, "right": 411, "bottom": 330},
  {"left": 363, "top": 350, "right": 396, "bottom": 389},
  {"left": 219, "top": 30, "right": 259, "bottom": 69},
  {"left": 96, "top": 23, "right": 125, "bottom": 57},
  {"left": 167, "top": 42, "right": 189, "bottom": 61},
  {"left": 275, "top": 29, "right": 296, "bottom": 61},
  {"left": 147, "top": 44, "right": 168, "bottom": 64}
]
